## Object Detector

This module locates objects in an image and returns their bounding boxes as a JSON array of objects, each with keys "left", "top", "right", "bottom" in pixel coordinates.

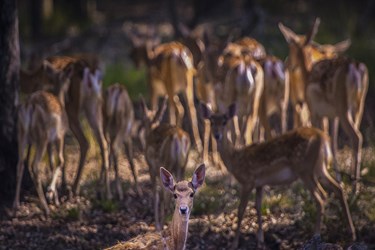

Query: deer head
[
  {"left": 278, "top": 17, "right": 321, "bottom": 70},
  {"left": 201, "top": 102, "right": 236, "bottom": 141},
  {"left": 160, "top": 163, "right": 205, "bottom": 218}
]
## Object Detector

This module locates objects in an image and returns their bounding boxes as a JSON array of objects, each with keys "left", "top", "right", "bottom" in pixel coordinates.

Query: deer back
[
  {"left": 259, "top": 55, "right": 288, "bottom": 115},
  {"left": 104, "top": 83, "right": 134, "bottom": 140},
  {"left": 19, "top": 91, "right": 68, "bottom": 143},
  {"left": 146, "top": 124, "right": 191, "bottom": 175},
  {"left": 307, "top": 57, "right": 368, "bottom": 117}
]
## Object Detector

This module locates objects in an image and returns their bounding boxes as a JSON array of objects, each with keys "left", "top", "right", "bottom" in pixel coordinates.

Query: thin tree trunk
[{"left": 0, "top": 0, "right": 20, "bottom": 201}]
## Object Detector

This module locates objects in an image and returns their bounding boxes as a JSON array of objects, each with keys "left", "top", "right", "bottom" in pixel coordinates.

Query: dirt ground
[{"left": 1, "top": 135, "right": 375, "bottom": 250}]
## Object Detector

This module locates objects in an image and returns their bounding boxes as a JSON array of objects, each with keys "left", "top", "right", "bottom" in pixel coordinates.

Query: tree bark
[{"left": 0, "top": 0, "right": 20, "bottom": 201}]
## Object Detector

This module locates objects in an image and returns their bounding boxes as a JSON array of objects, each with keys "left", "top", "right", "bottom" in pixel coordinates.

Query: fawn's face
[
  {"left": 201, "top": 103, "right": 236, "bottom": 142},
  {"left": 160, "top": 164, "right": 205, "bottom": 219},
  {"left": 208, "top": 114, "right": 229, "bottom": 142},
  {"left": 172, "top": 181, "right": 196, "bottom": 218}
]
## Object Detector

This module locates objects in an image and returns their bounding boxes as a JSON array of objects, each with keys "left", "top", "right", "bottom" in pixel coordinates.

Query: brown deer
[
  {"left": 140, "top": 97, "right": 191, "bottom": 231},
  {"left": 105, "top": 164, "right": 205, "bottom": 250},
  {"left": 217, "top": 47, "right": 264, "bottom": 146},
  {"left": 279, "top": 18, "right": 351, "bottom": 129},
  {"left": 128, "top": 33, "right": 203, "bottom": 153},
  {"left": 103, "top": 83, "right": 141, "bottom": 199},
  {"left": 20, "top": 60, "right": 73, "bottom": 96},
  {"left": 13, "top": 90, "right": 69, "bottom": 215},
  {"left": 195, "top": 32, "right": 224, "bottom": 168},
  {"left": 46, "top": 55, "right": 111, "bottom": 199},
  {"left": 279, "top": 20, "right": 368, "bottom": 191},
  {"left": 258, "top": 55, "right": 290, "bottom": 140},
  {"left": 201, "top": 103, "right": 355, "bottom": 249}
]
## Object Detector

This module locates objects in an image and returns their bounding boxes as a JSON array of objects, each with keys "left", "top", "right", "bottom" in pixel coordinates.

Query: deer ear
[
  {"left": 278, "top": 22, "right": 299, "bottom": 44},
  {"left": 333, "top": 39, "right": 351, "bottom": 53},
  {"left": 200, "top": 102, "right": 212, "bottom": 119},
  {"left": 160, "top": 167, "right": 175, "bottom": 193},
  {"left": 304, "top": 17, "right": 320, "bottom": 45},
  {"left": 191, "top": 164, "right": 205, "bottom": 191},
  {"left": 227, "top": 103, "right": 236, "bottom": 119}
]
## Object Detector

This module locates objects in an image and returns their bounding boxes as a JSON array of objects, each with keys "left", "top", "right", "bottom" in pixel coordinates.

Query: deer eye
[
  {"left": 173, "top": 194, "right": 178, "bottom": 199},
  {"left": 190, "top": 192, "right": 194, "bottom": 198}
]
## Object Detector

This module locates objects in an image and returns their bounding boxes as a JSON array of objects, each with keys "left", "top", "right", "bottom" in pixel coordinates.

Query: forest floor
[{"left": 1, "top": 133, "right": 375, "bottom": 250}]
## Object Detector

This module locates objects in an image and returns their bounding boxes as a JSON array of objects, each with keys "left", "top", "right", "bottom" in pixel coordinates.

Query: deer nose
[
  {"left": 179, "top": 206, "right": 188, "bottom": 215},
  {"left": 214, "top": 133, "right": 222, "bottom": 141}
]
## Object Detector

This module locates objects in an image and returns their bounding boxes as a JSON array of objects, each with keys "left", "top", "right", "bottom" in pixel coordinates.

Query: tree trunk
[{"left": 0, "top": 0, "right": 20, "bottom": 202}]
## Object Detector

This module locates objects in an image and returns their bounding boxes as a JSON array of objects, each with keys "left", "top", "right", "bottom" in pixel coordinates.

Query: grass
[{"left": 93, "top": 199, "right": 119, "bottom": 213}]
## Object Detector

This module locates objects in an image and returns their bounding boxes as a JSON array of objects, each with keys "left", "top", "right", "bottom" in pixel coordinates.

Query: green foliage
[
  {"left": 66, "top": 207, "right": 81, "bottom": 221},
  {"left": 263, "top": 193, "right": 295, "bottom": 214},
  {"left": 94, "top": 199, "right": 119, "bottom": 213},
  {"left": 103, "top": 64, "right": 148, "bottom": 101},
  {"left": 51, "top": 205, "right": 82, "bottom": 221}
]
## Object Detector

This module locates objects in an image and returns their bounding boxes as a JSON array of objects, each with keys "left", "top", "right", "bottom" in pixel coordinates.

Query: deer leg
[
  {"left": 46, "top": 138, "right": 64, "bottom": 206},
  {"left": 293, "top": 104, "right": 301, "bottom": 129},
  {"left": 112, "top": 143, "right": 123, "bottom": 201},
  {"left": 13, "top": 136, "right": 27, "bottom": 209},
  {"left": 168, "top": 95, "right": 177, "bottom": 125},
  {"left": 203, "top": 119, "right": 210, "bottom": 166},
  {"left": 232, "top": 115, "right": 241, "bottom": 147},
  {"left": 232, "top": 186, "right": 251, "bottom": 250},
  {"left": 340, "top": 112, "right": 362, "bottom": 193},
  {"left": 68, "top": 112, "right": 89, "bottom": 197},
  {"left": 47, "top": 143, "right": 55, "bottom": 174},
  {"left": 259, "top": 108, "right": 271, "bottom": 141},
  {"left": 85, "top": 102, "right": 111, "bottom": 200},
  {"left": 330, "top": 117, "right": 341, "bottom": 182},
  {"left": 184, "top": 77, "right": 203, "bottom": 153},
  {"left": 319, "top": 166, "right": 356, "bottom": 240},
  {"left": 304, "top": 176, "right": 325, "bottom": 236},
  {"left": 255, "top": 186, "right": 264, "bottom": 244},
  {"left": 174, "top": 95, "right": 185, "bottom": 128},
  {"left": 124, "top": 137, "right": 142, "bottom": 196},
  {"left": 31, "top": 141, "right": 50, "bottom": 215}
]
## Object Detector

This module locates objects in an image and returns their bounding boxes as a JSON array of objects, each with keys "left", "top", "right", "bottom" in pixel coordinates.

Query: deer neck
[
  {"left": 167, "top": 209, "right": 189, "bottom": 250},
  {"left": 297, "top": 48, "right": 311, "bottom": 92},
  {"left": 216, "top": 127, "right": 236, "bottom": 174}
]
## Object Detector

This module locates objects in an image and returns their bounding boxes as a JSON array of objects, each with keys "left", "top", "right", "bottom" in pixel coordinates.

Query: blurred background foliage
[{"left": 17, "top": 0, "right": 375, "bottom": 100}]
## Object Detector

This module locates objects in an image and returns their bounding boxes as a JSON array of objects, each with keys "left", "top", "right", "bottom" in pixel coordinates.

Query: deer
[
  {"left": 19, "top": 60, "right": 73, "bottom": 96},
  {"left": 140, "top": 96, "right": 191, "bottom": 231},
  {"left": 279, "top": 20, "right": 368, "bottom": 191},
  {"left": 13, "top": 89, "right": 70, "bottom": 214},
  {"left": 46, "top": 55, "right": 112, "bottom": 200},
  {"left": 195, "top": 31, "right": 225, "bottom": 168},
  {"left": 103, "top": 83, "right": 141, "bottom": 199},
  {"left": 105, "top": 164, "right": 205, "bottom": 250},
  {"left": 258, "top": 55, "right": 290, "bottom": 140},
  {"left": 201, "top": 102, "right": 356, "bottom": 249},
  {"left": 216, "top": 44, "right": 264, "bottom": 146},
  {"left": 279, "top": 18, "right": 351, "bottom": 129},
  {"left": 128, "top": 31, "right": 203, "bottom": 154}
]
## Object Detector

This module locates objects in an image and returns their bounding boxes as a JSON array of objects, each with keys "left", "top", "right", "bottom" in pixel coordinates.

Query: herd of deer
[{"left": 13, "top": 17, "right": 368, "bottom": 249}]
